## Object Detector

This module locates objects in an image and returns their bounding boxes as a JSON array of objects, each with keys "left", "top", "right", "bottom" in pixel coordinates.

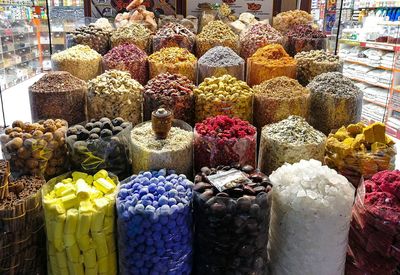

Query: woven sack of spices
[
  {"left": 286, "top": 24, "right": 327, "bottom": 57},
  {"left": 153, "top": 22, "right": 195, "bottom": 52},
  {"left": 325, "top": 122, "right": 396, "bottom": 187}
]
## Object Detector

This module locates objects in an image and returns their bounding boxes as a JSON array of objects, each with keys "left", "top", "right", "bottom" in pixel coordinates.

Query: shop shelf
[
  {"left": 344, "top": 74, "right": 391, "bottom": 90},
  {"left": 343, "top": 58, "right": 393, "bottom": 71}
]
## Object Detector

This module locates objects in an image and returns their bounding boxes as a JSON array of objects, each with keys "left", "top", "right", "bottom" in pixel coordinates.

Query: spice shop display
[
  {"left": 93, "top": 18, "right": 114, "bottom": 32},
  {"left": 130, "top": 111, "right": 193, "bottom": 177},
  {"left": 158, "top": 15, "right": 199, "bottom": 34},
  {"left": 194, "top": 115, "right": 256, "bottom": 172},
  {"left": 240, "top": 23, "right": 284, "bottom": 59},
  {"left": 148, "top": 47, "right": 197, "bottom": 82},
  {"left": 29, "top": 72, "right": 87, "bottom": 126},
  {"left": 51, "top": 45, "right": 102, "bottom": 82},
  {"left": 295, "top": 50, "right": 343, "bottom": 85},
  {"left": 110, "top": 23, "right": 152, "bottom": 53},
  {"left": 325, "top": 122, "right": 396, "bottom": 187},
  {"left": 197, "top": 46, "right": 245, "bottom": 83},
  {"left": 196, "top": 20, "right": 240, "bottom": 57},
  {"left": 87, "top": 70, "right": 143, "bottom": 126},
  {"left": 193, "top": 165, "right": 271, "bottom": 274},
  {"left": 346, "top": 170, "right": 400, "bottom": 274},
  {"left": 308, "top": 72, "right": 363, "bottom": 135},
  {"left": 194, "top": 74, "right": 253, "bottom": 122},
  {"left": 117, "top": 169, "right": 193, "bottom": 275},
  {"left": 69, "top": 24, "right": 110, "bottom": 55},
  {"left": 143, "top": 73, "right": 195, "bottom": 124},
  {"left": 103, "top": 43, "right": 148, "bottom": 85},
  {"left": 269, "top": 160, "right": 355, "bottom": 275},
  {"left": 253, "top": 76, "right": 310, "bottom": 131},
  {"left": 43, "top": 170, "right": 118, "bottom": 275},
  {"left": 0, "top": 175, "right": 46, "bottom": 275},
  {"left": 246, "top": 44, "right": 297, "bottom": 87},
  {"left": 1, "top": 119, "right": 68, "bottom": 179},
  {"left": 66, "top": 117, "right": 132, "bottom": 180},
  {"left": 286, "top": 25, "right": 327, "bottom": 57},
  {"left": 258, "top": 116, "right": 326, "bottom": 175},
  {"left": 153, "top": 22, "right": 196, "bottom": 52},
  {"left": 272, "top": 10, "right": 313, "bottom": 34}
]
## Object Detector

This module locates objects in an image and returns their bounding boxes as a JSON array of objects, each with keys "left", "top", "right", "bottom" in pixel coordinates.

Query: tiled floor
[{"left": 2, "top": 75, "right": 400, "bottom": 169}]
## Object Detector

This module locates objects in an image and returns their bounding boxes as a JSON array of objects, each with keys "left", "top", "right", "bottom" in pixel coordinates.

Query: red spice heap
[
  {"left": 195, "top": 115, "right": 256, "bottom": 139},
  {"left": 347, "top": 170, "right": 400, "bottom": 275}
]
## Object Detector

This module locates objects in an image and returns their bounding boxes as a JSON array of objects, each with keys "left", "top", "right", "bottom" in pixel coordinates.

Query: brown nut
[
  {"left": 26, "top": 158, "right": 39, "bottom": 169},
  {"left": 4, "top": 127, "right": 13, "bottom": 135},
  {"left": 45, "top": 166, "right": 56, "bottom": 176},
  {"left": 43, "top": 132, "right": 53, "bottom": 142},
  {"left": 12, "top": 127, "right": 22, "bottom": 133},
  {"left": 32, "top": 130, "right": 44, "bottom": 139},
  {"left": 53, "top": 130, "right": 65, "bottom": 141},
  {"left": 22, "top": 133, "right": 32, "bottom": 139},
  {"left": 31, "top": 150, "right": 42, "bottom": 159},
  {"left": 9, "top": 132, "right": 22, "bottom": 139},
  {"left": 6, "top": 137, "right": 23, "bottom": 150},
  {"left": 12, "top": 120, "right": 24, "bottom": 128},
  {"left": 17, "top": 147, "right": 31, "bottom": 159}
]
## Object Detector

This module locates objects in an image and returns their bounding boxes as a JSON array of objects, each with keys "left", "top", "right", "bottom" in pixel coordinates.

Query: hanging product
[
  {"left": 194, "top": 115, "right": 256, "bottom": 172},
  {"left": 193, "top": 165, "right": 272, "bottom": 274},
  {"left": 87, "top": 70, "right": 144, "bottom": 126},
  {"left": 51, "top": 45, "right": 102, "bottom": 81},
  {"left": 253, "top": 76, "right": 310, "bottom": 131},
  {"left": 0, "top": 171, "right": 46, "bottom": 275},
  {"left": 1, "top": 119, "right": 68, "bottom": 179},
  {"left": 325, "top": 122, "right": 396, "bottom": 187},
  {"left": 43, "top": 170, "right": 118, "bottom": 275},
  {"left": 153, "top": 22, "right": 195, "bottom": 52},
  {"left": 148, "top": 47, "right": 198, "bottom": 82},
  {"left": 117, "top": 169, "right": 193, "bottom": 275},
  {"left": 130, "top": 109, "right": 193, "bottom": 177},
  {"left": 29, "top": 72, "right": 87, "bottom": 125},
  {"left": 197, "top": 46, "right": 245, "bottom": 83},
  {"left": 194, "top": 74, "right": 253, "bottom": 122},
  {"left": 269, "top": 160, "right": 355, "bottom": 275},
  {"left": 66, "top": 117, "right": 132, "bottom": 180},
  {"left": 110, "top": 23, "right": 152, "bottom": 53},
  {"left": 143, "top": 73, "right": 195, "bottom": 125},
  {"left": 246, "top": 44, "right": 297, "bottom": 87},
  {"left": 308, "top": 72, "right": 363, "bottom": 135},
  {"left": 286, "top": 24, "right": 327, "bottom": 56},
  {"left": 103, "top": 43, "right": 149, "bottom": 85}
]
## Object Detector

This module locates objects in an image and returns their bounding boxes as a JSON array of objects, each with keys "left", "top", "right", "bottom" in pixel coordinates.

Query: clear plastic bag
[
  {"left": 42, "top": 171, "right": 118, "bottom": 275},
  {"left": 67, "top": 122, "right": 132, "bottom": 180},
  {"left": 193, "top": 166, "right": 271, "bottom": 274},
  {"left": 116, "top": 170, "right": 193, "bottom": 275}
]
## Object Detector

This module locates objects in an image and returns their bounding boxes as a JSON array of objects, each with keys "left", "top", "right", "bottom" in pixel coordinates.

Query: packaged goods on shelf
[
  {"left": 153, "top": 22, "right": 195, "bottom": 52},
  {"left": 197, "top": 46, "right": 245, "bottom": 83},
  {"left": 295, "top": 50, "right": 342, "bottom": 85},
  {"left": 240, "top": 22, "right": 284, "bottom": 59},
  {"left": 246, "top": 44, "right": 297, "bottom": 86},
  {"left": 193, "top": 165, "right": 271, "bottom": 274},
  {"left": 1, "top": 119, "right": 68, "bottom": 179},
  {"left": 286, "top": 24, "right": 327, "bottom": 56},
  {"left": 42, "top": 170, "right": 118, "bottom": 275},
  {"left": 269, "top": 160, "right": 354, "bottom": 275},
  {"left": 308, "top": 72, "right": 363, "bottom": 135},
  {"left": 273, "top": 10, "right": 313, "bottom": 34},
  {"left": 194, "top": 74, "right": 253, "bottom": 122},
  {"left": 325, "top": 122, "right": 396, "bottom": 187},
  {"left": 29, "top": 72, "right": 87, "bottom": 125},
  {"left": 253, "top": 77, "right": 310, "bottom": 131},
  {"left": 130, "top": 114, "right": 193, "bottom": 177},
  {"left": 0, "top": 173, "right": 46, "bottom": 275},
  {"left": 66, "top": 117, "right": 132, "bottom": 180},
  {"left": 143, "top": 73, "right": 195, "bottom": 124},
  {"left": 110, "top": 23, "right": 152, "bottom": 53},
  {"left": 103, "top": 43, "right": 148, "bottom": 85},
  {"left": 194, "top": 115, "right": 256, "bottom": 172},
  {"left": 117, "top": 169, "right": 193, "bottom": 275},
  {"left": 51, "top": 45, "right": 102, "bottom": 81},
  {"left": 158, "top": 14, "right": 199, "bottom": 34},
  {"left": 196, "top": 20, "right": 240, "bottom": 57},
  {"left": 258, "top": 116, "right": 326, "bottom": 175},
  {"left": 346, "top": 171, "right": 400, "bottom": 275},
  {"left": 362, "top": 104, "right": 386, "bottom": 123},
  {"left": 87, "top": 70, "right": 143, "bottom": 126},
  {"left": 148, "top": 47, "right": 197, "bottom": 82},
  {"left": 69, "top": 24, "right": 111, "bottom": 55}
]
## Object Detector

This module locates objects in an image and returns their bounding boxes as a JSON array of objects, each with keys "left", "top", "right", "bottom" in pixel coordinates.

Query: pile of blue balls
[{"left": 116, "top": 169, "right": 194, "bottom": 275}]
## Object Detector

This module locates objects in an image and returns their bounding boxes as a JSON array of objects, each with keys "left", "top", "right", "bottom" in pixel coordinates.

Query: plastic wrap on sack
[
  {"left": 42, "top": 171, "right": 118, "bottom": 275},
  {"left": 325, "top": 122, "right": 396, "bottom": 187},
  {"left": 67, "top": 120, "right": 132, "bottom": 180},
  {"left": 346, "top": 172, "right": 400, "bottom": 274},
  {"left": 193, "top": 165, "right": 272, "bottom": 275},
  {"left": 1, "top": 119, "right": 68, "bottom": 180},
  {"left": 116, "top": 169, "right": 193, "bottom": 275},
  {"left": 0, "top": 175, "right": 46, "bottom": 275}
]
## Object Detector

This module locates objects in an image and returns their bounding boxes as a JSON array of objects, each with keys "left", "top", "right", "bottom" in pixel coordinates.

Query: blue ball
[
  {"left": 156, "top": 186, "right": 166, "bottom": 194},
  {"left": 158, "top": 195, "right": 168, "bottom": 206},
  {"left": 168, "top": 198, "right": 177, "bottom": 206},
  {"left": 170, "top": 205, "right": 179, "bottom": 214},
  {"left": 139, "top": 187, "right": 148, "bottom": 197},
  {"left": 176, "top": 185, "right": 185, "bottom": 192},
  {"left": 119, "top": 188, "right": 128, "bottom": 198},
  {"left": 148, "top": 183, "right": 157, "bottom": 193},
  {"left": 152, "top": 201, "right": 159, "bottom": 208},
  {"left": 143, "top": 171, "right": 152, "bottom": 179},
  {"left": 145, "top": 205, "right": 155, "bottom": 213},
  {"left": 158, "top": 169, "right": 167, "bottom": 177},
  {"left": 164, "top": 182, "right": 173, "bottom": 191},
  {"left": 170, "top": 179, "right": 178, "bottom": 185},
  {"left": 122, "top": 211, "right": 130, "bottom": 221},
  {"left": 168, "top": 189, "right": 178, "bottom": 198},
  {"left": 160, "top": 205, "right": 170, "bottom": 215},
  {"left": 157, "top": 176, "right": 166, "bottom": 182},
  {"left": 150, "top": 177, "right": 159, "bottom": 184},
  {"left": 147, "top": 193, "right": 155, "bottom": 201},
  {"left": 135, "top": 204, "right": 145, "bottom": 212}
]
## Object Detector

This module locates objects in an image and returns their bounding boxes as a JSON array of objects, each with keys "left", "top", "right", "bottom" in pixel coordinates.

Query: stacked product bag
[{"left": 117, "top": 169, "right": 193, "bottom": 274}]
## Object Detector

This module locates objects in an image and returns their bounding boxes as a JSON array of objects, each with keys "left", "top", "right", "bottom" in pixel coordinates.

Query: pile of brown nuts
[{"left": 70, "top": 24, "right": 110, "bottom": 55}]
